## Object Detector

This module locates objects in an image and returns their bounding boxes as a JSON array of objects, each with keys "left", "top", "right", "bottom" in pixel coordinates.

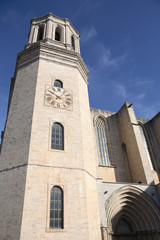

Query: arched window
[
  {"left": 139, "top": 124, "right": 153, "bottom": 170},
  {"left": 55, "top": 27, "right": 61, "bottom": 41},
  {"left": 51, "top": 123, "right": 64, "bottom": 150},
  {"left": 95, "top": 116, "right": 111, "bottom": 166},
  {"left": 71, "top": 35, "right": 75, "bottom": 50},
  {"left": 54, "top": 80, "right": 63, "bottom": 88},
  {"left": 37, "top": 25, "right": 44, "bottom": 41},
  {"left": 50, "top": 186, "right": 63, "bottom": 229}
]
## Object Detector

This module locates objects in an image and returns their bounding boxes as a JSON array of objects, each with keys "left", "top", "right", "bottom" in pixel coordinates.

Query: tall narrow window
[
  {"left": 51, "top": 123, "right": 64, "bottom": 150},
  {"left": 55, "top": 27, "right": 61, "bottom": 41},
  {"left": 54, "top": 80, "right": 63, "bottom": 88},
  {"left": 71, "top": 36, "right": 75, "bottom": 50},
  {"left": 50, "top": 186, "right": 63, "bottom": 229},
  {"left": 139, "top": 124, "right": 153, "bottom": 170},
  {"left": 95, "top": 116, "right": 111, "bottom": 166},
  {"left": 37, "top": 25, "right": 44, "bottom": 41}
]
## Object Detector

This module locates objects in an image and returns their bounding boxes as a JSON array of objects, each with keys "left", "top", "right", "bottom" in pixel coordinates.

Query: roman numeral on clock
[
  {"left": 66, "top": 101, "right": 71, "bottom": 105},
  {"left": 47, "top": 97, "right": 52, "bottom": 101}
]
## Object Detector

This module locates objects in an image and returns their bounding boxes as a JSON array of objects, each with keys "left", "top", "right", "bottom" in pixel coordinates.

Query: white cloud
[
  {"left": 95, "top": 42, "right": 127, "bottom": 68},
  {"left": 134, "top": 103, "right": 158, "bottom": 119},
  {"left": 135, "top": 80, "right": 152, "bottom": 86},
  {"left": 101, "top": 51, "right": 126, "bottom": 68},
  {"left": 115, "top": 84, "right": 127, "bottom": 98},
  {"left": 81, "top": 26, "right": 97, "bottom": 43},
  {"left": 135, "top": 93, "right": 146, "bottom": 100},
  {"left": 72, "top": 0, "right": 104, "bottom": 20}
]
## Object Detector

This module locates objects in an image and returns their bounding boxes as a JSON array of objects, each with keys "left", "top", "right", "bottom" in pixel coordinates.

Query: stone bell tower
[{"left": 0, "top": 13, "right": 101, "bottom": 240}]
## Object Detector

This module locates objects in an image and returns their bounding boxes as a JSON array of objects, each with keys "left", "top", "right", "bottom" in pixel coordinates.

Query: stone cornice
[{"left": 17, "top": 42, "right": 89, "bottom": 83}]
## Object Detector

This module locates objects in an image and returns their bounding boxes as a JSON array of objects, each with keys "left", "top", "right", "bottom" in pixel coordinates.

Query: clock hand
[
  {"left": 48, "top": 90, "right": 54, "bottom": 94},
  {"left": 48, "top": 90, "right": 61, "bottom": 98},
  {"left": 52, "top": 90, "right": 66, "bottom": 99},
  {"left": 56, "top": 95, "right": 61, "bottom": 99}
]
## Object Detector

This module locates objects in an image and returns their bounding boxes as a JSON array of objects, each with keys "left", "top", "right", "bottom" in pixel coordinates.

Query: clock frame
[{"left": 45, "top": 86, "right": 72, "bottom": 109}]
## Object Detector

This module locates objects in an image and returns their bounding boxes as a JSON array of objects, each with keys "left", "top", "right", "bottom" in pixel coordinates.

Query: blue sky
[{"left": 0, "top": 0, "right": 160, "bottom": 137}]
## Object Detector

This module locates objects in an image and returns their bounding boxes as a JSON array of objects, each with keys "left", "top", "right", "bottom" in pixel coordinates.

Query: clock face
[{"left": 45, "top": 86, "right": 72, "bottom": 109}]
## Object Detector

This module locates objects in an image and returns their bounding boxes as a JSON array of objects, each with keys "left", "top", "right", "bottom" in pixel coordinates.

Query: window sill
[
  {"left": 98, "top": 164, "right": 115, "bottom": 168},
  {"left": 49, "top": 149, "right": 66, "bottom": 153},
  {"left": 46, "top": 228, "right": 66, "bottom": 233}
]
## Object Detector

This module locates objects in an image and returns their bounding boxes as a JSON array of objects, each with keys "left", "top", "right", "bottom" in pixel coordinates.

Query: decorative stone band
[{"left": 17, "top": 42, "right": 89, "bottom": 83}]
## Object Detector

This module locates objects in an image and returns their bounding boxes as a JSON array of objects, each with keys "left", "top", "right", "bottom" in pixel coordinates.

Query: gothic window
[
  {"left": 37, "top": 25, "right": 44, "bottom": 41},
  {"left": 139, "top": 124, "right": 153, "bottom": 170},
  {"left": 55, "top": 27, "right": 61, "bottom": 41},
  {"left": 71, "top": 36, "right": 75, "bottom": 50},
  {"left": 95, "top": 116, "right": 111, "bottom": 166},
  {"left": 50, "top": 186, "right": 63, "bottom": 229},
  {"left": 54, "top": 80, "right": 63, "bottom": 88},
  {"left": 51, "top": 123, "right": 64, "bottom": 150}
]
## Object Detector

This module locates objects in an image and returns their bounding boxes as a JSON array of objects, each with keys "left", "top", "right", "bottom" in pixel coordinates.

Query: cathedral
[{"left": 0, "top": 13, "right": 160, "bottom": 240}]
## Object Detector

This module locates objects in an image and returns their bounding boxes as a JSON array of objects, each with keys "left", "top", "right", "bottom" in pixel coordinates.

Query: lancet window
[{"left": 95, "top": 116, "right": 111, "bottom": 166}]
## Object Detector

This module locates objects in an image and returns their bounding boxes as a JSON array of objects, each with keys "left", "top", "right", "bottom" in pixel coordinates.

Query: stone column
[
  {"left": 43, "top": 24, "right": 46, "bottom": 39},
  {"left": 46, "top": 19, "right": 52, "bottom": 39},
  {"left": 28, "top": 25, "right": 34, "bottom": 43},
  {"left": 65, "top": 21, "right": 71, "bottom": 49},
  {"left": 32, "top": 26, "right": 38, "bottom": 43},
  {"left": 52, "top": 24, "right": 55, "bottom": 40},
  {"left": 76, "top": 37, "right": 80, "bottom": 54},
  {"left": 65, "top": 25, "right": 70, "bottom": 45}
]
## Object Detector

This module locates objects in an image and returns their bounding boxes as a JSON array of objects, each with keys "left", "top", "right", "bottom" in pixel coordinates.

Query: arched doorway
[
  {"left": 106, "top": 186, "right": 160, "bottom": 240},
  {"left": 112, "top": 217, "right": 137, "bottom": 240}
]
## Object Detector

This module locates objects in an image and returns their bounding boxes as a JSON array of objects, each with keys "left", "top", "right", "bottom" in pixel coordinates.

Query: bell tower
[
  {"left": 0, "top": 13, "right": 101, "bottom": 240},
  {"left": 27, "top": 13, "right": 80, "bottom": 53}
]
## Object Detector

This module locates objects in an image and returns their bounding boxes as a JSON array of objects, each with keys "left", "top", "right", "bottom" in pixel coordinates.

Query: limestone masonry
[{"left": 0, "top": 13, "right": 160, "bottom": 240}]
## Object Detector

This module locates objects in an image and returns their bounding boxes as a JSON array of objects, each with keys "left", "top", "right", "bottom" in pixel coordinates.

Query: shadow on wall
[
  {"left": 0, "top": 165, "right": 28, "bottom": 240},
  {"left": 103, "top": 184, "right": 160, "bottom": 240}
]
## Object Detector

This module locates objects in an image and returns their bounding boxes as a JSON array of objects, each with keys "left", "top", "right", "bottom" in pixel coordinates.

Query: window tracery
[{"left": 95, "top": 116, "right": 111, "bottom": 166}]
